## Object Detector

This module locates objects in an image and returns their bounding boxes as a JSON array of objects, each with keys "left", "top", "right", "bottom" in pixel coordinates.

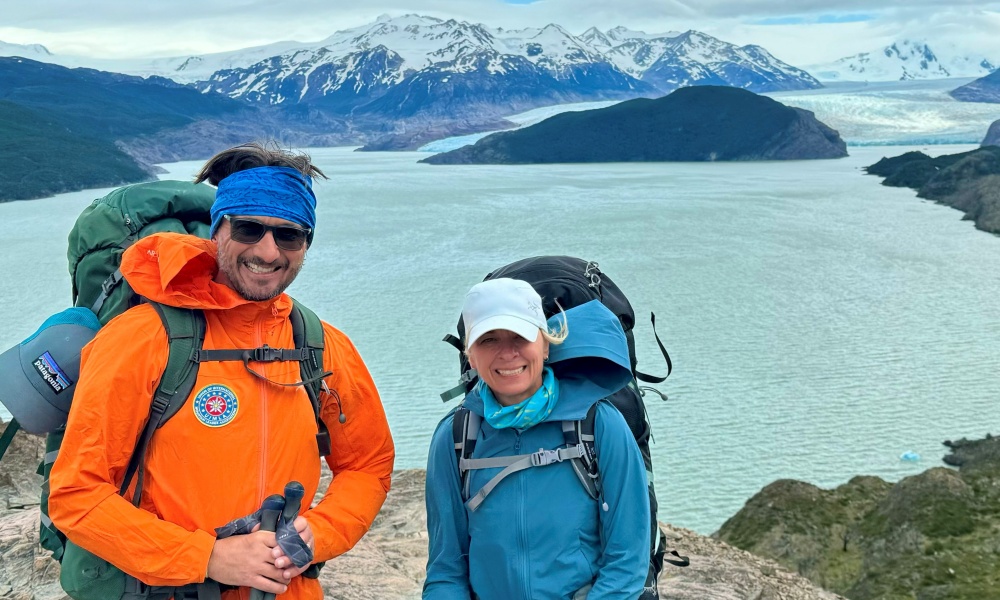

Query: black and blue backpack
[{"left": 441, "top": 256, "right": 689, "bottom": 600}]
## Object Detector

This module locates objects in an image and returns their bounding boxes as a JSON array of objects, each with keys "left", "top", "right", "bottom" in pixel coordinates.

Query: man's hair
[{"left": 195, "top": 141, "right": 328, "bottom": 186}]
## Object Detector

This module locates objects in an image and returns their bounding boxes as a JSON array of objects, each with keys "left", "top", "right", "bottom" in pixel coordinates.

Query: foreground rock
[
  {"left": 421, "top": 86, "right": 848, "bottom": 165},
  {"left": 865, "top": 146, "right": 1000, "bottom": 235},
  {"left": 2, "top": 420, "right": 838, "bottom": 599},
  {"left": 716, "top": 434, "right": 1000, "bottom": 599}
]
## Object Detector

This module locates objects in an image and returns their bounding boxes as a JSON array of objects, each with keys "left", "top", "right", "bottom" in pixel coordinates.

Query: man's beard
[{"left": 218, "top": 254, "right": 304, "bottom": 302}]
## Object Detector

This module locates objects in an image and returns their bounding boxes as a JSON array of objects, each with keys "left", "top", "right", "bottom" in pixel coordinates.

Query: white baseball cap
[{"left": 463, "top": 278, "right": 547, "bottom": 347}]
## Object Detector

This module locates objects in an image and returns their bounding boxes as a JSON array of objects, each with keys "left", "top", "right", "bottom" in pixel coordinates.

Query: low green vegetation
[
  {"left": 0, "top": 101, "right": 153, "bottom": 202},
  {"left": 715, "top": 436, "right": 1000, "bottom": 599}
]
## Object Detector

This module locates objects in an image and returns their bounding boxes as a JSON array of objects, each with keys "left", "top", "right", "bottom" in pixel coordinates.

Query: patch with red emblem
[{"left": 193, "top": 384, "right": 239, "bottom": 427}]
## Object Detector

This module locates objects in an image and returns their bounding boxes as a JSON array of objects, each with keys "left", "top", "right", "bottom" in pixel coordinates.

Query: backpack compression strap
[
  {"left": 440, "top": 335, "right": 478, "bottom": 403},
  {"left": 634, "top": 312, "right": 673, "bottom": 385}
]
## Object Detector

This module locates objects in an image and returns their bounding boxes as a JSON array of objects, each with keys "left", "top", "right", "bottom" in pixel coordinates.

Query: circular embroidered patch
[{"left": 192, "top": 384, "right": 239, "bottom": 427}]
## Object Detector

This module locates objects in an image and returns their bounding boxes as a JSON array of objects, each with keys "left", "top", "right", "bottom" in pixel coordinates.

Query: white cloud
[{"left": 1, "top": 1, "right": 998, "bottom": 65}]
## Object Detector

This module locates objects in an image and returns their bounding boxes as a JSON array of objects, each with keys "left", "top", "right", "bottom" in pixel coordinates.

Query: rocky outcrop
[
  {"left": 1, "top": 420, "right": 841, "bottom": 599},
  {"left": 865, "top": 146, "right": 1000, "bottom": 235},
  {"left": 421, "top": 86, "right": 848, "bottom": 165},
  {"left": 983, "top": 120, "right": 1000, "bottom": 147},
  {"left": 950, "top": 70, "right": 1000, "bottom": 103},
  {"left": 716, "top": 434, "right": 1000, "bottom": 600}
]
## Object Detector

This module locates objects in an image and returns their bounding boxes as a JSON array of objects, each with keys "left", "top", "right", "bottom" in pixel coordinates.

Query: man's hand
[
  {"left": 208, "top": 530, "right": 289, "bottom": 593},
  {"left": 273, "top": 516, "right": 315, "bottom": 579}
]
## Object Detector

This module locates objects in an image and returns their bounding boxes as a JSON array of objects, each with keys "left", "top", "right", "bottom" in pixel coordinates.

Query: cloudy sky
[{"left": 2, "top": 0, "right": 1000, "bottom": 66}]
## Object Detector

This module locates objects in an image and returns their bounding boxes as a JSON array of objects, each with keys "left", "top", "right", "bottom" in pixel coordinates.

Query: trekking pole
[
  {"left": 281, "top": 481, "right": 305, "bottom": 524},
  {"left": 262, "top": 482, "right": 306, "bottom": 600},
  {"left": 250, "top": 494, "right": 285, "bottom": 600}
]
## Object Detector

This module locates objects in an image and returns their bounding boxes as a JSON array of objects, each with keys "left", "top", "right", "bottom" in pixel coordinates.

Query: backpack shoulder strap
[
  {"left": 120, "top": 303, "right": 205, "bottom": 504},
  {"left": 290, "top": 299, "right": 333, "bottom": 457},
  {"left": 563, "top": 402, "right": 600, "bottom": 500},
  {"left": 452, "top": 405, "right": 478, "bottom": 501}
]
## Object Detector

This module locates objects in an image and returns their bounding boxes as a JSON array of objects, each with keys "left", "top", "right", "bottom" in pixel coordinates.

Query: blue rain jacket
[{"left": 424, "top": 300, "right": 651, "bottom": 600}]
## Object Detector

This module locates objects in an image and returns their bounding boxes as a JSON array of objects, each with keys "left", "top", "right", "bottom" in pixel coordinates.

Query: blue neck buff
[
  {"left": 210, "top": 166, "right": 317, "bottom": 238},
  {"left": 479, "top": 367, "right": 559, "bottom": 430}
]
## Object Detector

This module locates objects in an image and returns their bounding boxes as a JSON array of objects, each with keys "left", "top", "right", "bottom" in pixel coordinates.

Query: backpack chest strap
[
  {"left": 194, "top": 346, "right": 311, "bottom": 363},
  {"left": 461, "top": 444, "right": 587, "bottom": 512}
]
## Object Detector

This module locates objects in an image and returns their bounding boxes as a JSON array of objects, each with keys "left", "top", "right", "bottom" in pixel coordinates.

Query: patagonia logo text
[{"left": 32, "top": 352, "right": 72, "bottom": 393}]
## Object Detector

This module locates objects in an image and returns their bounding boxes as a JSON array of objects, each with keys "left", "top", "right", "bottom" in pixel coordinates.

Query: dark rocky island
[
  {"left": 865, "top": 146, "right": 1000, "bottom": 235},
  {"left": 716, "top": 434, "right": 1000, "bottom": 600},
  {"left": 949, "top": 70, "right": 1000, "bottom": 103},
  {"left": 420, "top": 86, "right": 848, "bottom": 165}
]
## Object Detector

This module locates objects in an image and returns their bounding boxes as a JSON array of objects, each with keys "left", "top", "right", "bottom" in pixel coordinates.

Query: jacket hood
[
  {"left": 464, "top": 299, "right": 632, "bottom": 421},
  {"left": 119, "top": 232, "right": 291, "bottom": 313}
]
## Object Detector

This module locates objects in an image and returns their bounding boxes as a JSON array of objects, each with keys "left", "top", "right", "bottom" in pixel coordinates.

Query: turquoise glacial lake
[{"left": 1, "top": 144, "right": 998, "bottom": 534}]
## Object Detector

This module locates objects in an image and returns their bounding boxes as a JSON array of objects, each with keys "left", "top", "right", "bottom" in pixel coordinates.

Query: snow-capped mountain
[
  {"left": 597, "top": 29, "right": 820, "bottom": 92},
  {"left": 4, "top": 14, "right": 823, "bottom": 146},
  {"left": 809, "top": 40, "right": 997, "bottom": 81},
  {"left": 0, "top": 40, "right": 53, "bottom": 61},
  {"left": 194, "top": 15, "right": 818, "bottom": 116},
  {"left": 197, "top": 15, "right": 661, "bottom": 118}
]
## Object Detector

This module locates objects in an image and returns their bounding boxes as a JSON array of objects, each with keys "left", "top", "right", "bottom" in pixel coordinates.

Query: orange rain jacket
[{"left": 49, "top": 232, "right": 395, "bottom": 599}]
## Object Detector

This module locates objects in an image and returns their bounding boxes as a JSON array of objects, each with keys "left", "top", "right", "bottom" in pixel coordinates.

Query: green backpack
[{"left": 25, "top": 180, "right": 329, "bottom": 600}]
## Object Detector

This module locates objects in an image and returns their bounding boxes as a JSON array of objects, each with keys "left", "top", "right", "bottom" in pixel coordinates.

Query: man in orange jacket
[{"left": 49, "top": 143, "right": 395, "bottom": 599}]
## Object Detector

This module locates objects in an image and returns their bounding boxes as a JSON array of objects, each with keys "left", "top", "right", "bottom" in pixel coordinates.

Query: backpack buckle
[
  {"left": 530, "top": 448, "right": 562, "bottom": 467},
  {"left": 251, "top": 345, "right": 283, "bottom": 362}
]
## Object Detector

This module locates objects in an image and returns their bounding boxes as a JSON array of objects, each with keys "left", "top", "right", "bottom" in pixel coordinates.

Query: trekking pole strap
[
  {"left": 464, "top": 445, "right": 586, "bottom": 512},
  {"left": 634, "top": 312, "right": 672, "bottom": 384}
]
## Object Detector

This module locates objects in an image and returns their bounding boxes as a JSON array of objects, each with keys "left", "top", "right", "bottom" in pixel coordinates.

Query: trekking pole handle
[
  {"left": 281, "top": 481, "right": 304, "bottom": 522},
  {"left": 252, "top": 494, "right": 285, "bottom": 600}
]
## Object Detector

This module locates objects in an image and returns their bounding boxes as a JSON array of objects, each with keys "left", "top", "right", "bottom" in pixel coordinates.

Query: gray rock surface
[
  {"left": 983, "top": 119, "right": 1000, "bottom": 147},
  {"left": 1, "top": 420, "right": 841, "bottom": 599}
]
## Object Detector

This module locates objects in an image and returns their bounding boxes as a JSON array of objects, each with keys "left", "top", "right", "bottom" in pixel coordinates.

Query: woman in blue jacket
[{"left": 424, "top": 277, "right": 650, "bottom": 600}]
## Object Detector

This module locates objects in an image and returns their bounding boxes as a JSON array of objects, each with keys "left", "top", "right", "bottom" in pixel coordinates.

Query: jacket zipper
[
  {"left": 513, "top": 430, "right": 532, "bottom": 599},
  {"left": 256, "top": 315, "right": 268, "bottom": 504}
]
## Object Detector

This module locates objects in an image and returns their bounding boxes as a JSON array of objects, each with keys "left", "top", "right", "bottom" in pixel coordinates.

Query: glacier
[{"left": 422, "top": 79, "right": 1000, "bottom": 152}]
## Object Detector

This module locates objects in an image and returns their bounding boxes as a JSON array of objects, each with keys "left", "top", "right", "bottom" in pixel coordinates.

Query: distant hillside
[
  {"left": 715, "top": 434, "right": 1000, "bottom": 600},
  {"left": 865, "top": 146, "right": 1000, "bottom": 235},
  {"left": 421, "top": 86, "right": 847, "bottom": 165},
  {"left": 950, "top": 69, "right": 1000, "bottom": 103},
  {"left": 0, "top": 101, "right": 154, "bottom": 202},
  {"left": 0, "top": 57, "right": 352, "bottom": 201}
]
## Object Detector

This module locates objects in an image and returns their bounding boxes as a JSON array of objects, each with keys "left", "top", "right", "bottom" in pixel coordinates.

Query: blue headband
[{"left": 210, "top": 166, "right": 317, "bottom": 238}]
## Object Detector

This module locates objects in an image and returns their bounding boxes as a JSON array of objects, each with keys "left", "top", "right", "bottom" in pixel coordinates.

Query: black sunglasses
[{"left": 223, "top": 215, "right": 311, "bottom": 251}]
